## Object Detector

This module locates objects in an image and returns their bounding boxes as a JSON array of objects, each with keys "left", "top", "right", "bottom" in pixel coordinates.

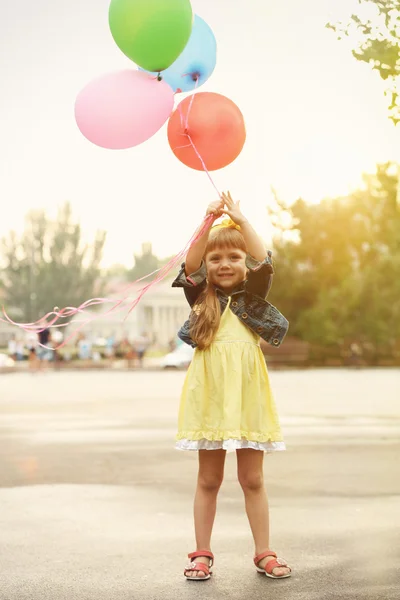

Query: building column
[
  {"left": 152, "top": 306, "right": 161, "bottom": 344},
  {"left": 167, "top": 307, "right": 174, "bottom": 345}
]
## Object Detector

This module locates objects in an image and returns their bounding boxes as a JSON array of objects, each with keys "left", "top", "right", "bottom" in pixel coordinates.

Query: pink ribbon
[
  {"left": 1, "top": 214, "right": 215, "bottom": 350},
  {"left": 1, "top": 87, "right": 221, "bottom": 350}
]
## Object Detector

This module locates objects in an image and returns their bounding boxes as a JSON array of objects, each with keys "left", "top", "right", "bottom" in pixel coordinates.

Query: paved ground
[{"left": 0, "top": 368, "right": 399, "bottom": 600}]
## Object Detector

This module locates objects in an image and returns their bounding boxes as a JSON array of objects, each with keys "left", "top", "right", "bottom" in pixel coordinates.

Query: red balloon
[{"left": 167, "top": 92, "right": 246, "bottom": 171}]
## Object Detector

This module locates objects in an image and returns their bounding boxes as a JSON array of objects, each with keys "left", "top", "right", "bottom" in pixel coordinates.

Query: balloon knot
[
  {"left": 157, "top": 73, "right": 162, "bottom": 82},
  {"left": 184, "top": 128, "right": 189, "bottom": 135},
  {"left": 191, "top": 71, "right": 200, "bottom": 82}
]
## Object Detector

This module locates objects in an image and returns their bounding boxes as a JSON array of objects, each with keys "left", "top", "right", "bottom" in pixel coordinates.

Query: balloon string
[
  {"left": 176, "top": 81, "right": 222, "bottom": 200},
  {"left": 187, "top": 134, "right": 221, "bottom": 198},
  {"left": 0, "top": 265, "right": 165, "bottom": 332},
  {"left": 172, "top": 142, "right": 192, "bottom": 150},
  {"left": 2, "top": 81, "right": 223, "bottom": 349},
  {"left": 1, "top": 214, "right": 215, "bottom": 350},
  {"left": 184, "top": 77, "right": 199, "bottom": 130}
]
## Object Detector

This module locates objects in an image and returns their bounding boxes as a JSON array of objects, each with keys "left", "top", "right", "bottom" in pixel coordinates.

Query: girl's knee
[
  {"left": 197, "top": 472, "right": 224, "bottom": 493},
  {"left": 238, "top": 471, "right": 264, "bottom": 492}
]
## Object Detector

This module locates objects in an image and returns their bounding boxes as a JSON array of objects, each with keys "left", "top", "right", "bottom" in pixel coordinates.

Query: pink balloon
[{"left": 75, "top": 70, "right": 174, "bottom": 149}]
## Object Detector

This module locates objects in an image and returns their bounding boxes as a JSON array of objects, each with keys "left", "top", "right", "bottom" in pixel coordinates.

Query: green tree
[
  {"left": 127, "top": 242, "right": 160, "bottom": 282},
  {"left": 127, "top": 243, "right": 176, "bottom": 282},
  {"left": 105, "top": 263, "right": 129, "bottom": 280},
  {"left": 327, "top": 0, "right": 400, "bottom": 124},
  {"left": 0, "top": 202, "right": 106, "bottom": 322},
  {"left": 268, "top": 163, "right": 400, "bottom": 347}
]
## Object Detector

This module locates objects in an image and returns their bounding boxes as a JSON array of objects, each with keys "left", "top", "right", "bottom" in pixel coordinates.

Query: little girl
[{"left": 172, "top": 192, "right": 292, "bottom": 581}]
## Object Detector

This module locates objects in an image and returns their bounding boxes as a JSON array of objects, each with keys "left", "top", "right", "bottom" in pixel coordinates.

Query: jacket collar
[{"left": 214, "top": 281, "right": 246, "bottom": 297}]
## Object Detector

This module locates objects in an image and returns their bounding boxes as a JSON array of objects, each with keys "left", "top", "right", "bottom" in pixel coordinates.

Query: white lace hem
[{"left": 175, "top": 438, "right": 286, "bottom": 453}]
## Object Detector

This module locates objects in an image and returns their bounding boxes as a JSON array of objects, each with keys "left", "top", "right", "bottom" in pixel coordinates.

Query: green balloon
[{"left": 109, "top": 0, "right": 193, "bottom": 72}]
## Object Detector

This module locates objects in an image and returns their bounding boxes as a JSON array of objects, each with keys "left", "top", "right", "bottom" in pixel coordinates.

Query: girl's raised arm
[
  {"left": 221, "top": 191, "right": 267, "bottom": 261},
  {"left": 185, "top": 199, "right": 224, "bottom": 276}
]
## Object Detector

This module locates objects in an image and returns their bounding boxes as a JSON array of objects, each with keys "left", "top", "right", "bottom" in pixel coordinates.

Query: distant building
[
  {"left": 0, "top": 273, "right": 191, "bottom": 349},
  {"left": 66, "top": 280, "right": 190, "bottom": 347}
]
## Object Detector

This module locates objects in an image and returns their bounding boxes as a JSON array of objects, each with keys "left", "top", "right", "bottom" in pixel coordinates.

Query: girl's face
[{"left": 205, "top": 246, "right": 247, "bottom": 292}]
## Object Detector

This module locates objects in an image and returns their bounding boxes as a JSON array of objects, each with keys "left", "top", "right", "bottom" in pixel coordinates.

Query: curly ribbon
[
  {"left": 0, "top": 214, "right": 216, "bottom": 350},
  {"left": 1, "top": 84, "right": 221, "bottom": 350}
]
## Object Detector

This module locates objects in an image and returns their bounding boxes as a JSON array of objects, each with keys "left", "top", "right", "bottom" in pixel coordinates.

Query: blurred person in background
[
  {"left": 134, "top": 332, "right": 150, "bottom": 368},
  {"left": 7, "top": 335, "right": 17, "bottom": 360},
  {"left": 26, "top": 331, "right": 38, "bottom": 373},
  {"left": 36, "top": 328, "right": 53, "bottom": 372}
]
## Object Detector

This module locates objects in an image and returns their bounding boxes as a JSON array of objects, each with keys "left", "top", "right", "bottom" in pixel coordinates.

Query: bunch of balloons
[{"left": 75, "top": 0, "right": 246, "bottom": 171}]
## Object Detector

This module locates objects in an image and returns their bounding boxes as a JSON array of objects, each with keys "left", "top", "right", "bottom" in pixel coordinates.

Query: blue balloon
[{"left": 141, "top": 15, "right": 217, "bottom": 93}]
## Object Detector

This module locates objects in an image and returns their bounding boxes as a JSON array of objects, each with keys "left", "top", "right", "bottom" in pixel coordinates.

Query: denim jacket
[{"left": 171, "top": 252, "right": 289, "bottom": 348}]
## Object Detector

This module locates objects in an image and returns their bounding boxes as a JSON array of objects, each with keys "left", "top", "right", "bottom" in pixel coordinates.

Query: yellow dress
[{"left": 175, "top": 297, "right": 285, "bottom": 452}]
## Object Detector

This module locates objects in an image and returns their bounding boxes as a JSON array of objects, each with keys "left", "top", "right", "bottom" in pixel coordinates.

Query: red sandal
[
  {"left": 254, "top": 550, "right": 292, "bottom": 579},
  {"left": 184, "top": 550, "right": 214, "bottom": 581}
]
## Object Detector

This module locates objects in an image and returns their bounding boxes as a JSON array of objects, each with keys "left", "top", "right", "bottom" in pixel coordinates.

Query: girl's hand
[
  {"left": 221, "top": 191, "right": 248, "bottom": 226},
  {"left": 206, "top": 198, "right": 224, "bottom": 218}
]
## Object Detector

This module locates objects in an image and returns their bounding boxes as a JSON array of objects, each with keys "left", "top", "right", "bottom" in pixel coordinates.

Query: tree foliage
[
  {"left": 267, "top": 163, "right": 400, "bottom": 349},
  {"left": 127, "top": 243, "right": 175, "bottom": 282},
  {"left": 327, "top": 0, "right": 400, "bottom": 124},
  {"left": 127, "top": 243, "right": 160, "bottom": 282},
  {"left": 0, "top": 203, "right": 106, "bottom": 322}
]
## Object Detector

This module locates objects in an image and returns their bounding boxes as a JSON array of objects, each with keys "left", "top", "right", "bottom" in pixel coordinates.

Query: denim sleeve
[
  {"left": 245, "top": 251, "right": 274, "bottom": 299},
  {"left": 171, "top": 261, "right": 207, "bottom": 307}
]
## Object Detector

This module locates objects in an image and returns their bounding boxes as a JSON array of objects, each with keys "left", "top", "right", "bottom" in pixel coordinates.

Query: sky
[{"left": 0, "top": 0, "right": 398, "bottom": 267}]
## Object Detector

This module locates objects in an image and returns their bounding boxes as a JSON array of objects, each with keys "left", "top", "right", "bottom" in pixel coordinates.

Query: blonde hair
[{"left": 190, "top": 227, "right": 247, "bottom": 350}]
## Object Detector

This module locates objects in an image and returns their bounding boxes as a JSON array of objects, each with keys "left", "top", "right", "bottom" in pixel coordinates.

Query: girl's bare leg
[
  {"left": 237, "top": 449, "right": 290, "bottom": 577},
  {"left": 185, "top": 449, "right": 226, "bottom": 578}
]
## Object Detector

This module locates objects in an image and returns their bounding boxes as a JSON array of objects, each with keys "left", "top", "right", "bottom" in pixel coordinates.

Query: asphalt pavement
[{"left": 0, "top": 368, "right": 399, "bottom": 600}]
